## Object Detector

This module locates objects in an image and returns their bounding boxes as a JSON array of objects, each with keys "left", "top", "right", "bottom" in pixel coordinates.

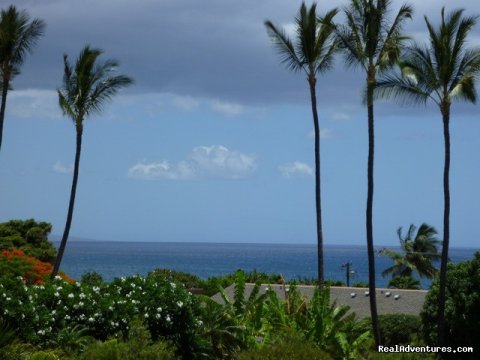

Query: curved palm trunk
[
  {"left": 0, "top": 75, "right": 10, "bottom": 152},
  {"left": 308, "top": 75, "right": 324, "bottom": 290},
  {"left": 366, "top": 77, "right": 381, "bottom": 347},
  {"left": 437, "top": 104, "right": 450, "bottom": 347},
  {"left": 51, "top": 122, "right": 83, "bottom": 279}
]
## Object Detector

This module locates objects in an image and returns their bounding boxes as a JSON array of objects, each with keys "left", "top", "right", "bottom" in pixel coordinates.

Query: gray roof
[{"left": 212, "top": 284, "right": 427, "bottom": 319}]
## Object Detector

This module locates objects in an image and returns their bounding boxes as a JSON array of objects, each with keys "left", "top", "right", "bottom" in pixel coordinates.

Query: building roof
[{"left": 212, "top": 283, "right": 427, "bottom": 319}]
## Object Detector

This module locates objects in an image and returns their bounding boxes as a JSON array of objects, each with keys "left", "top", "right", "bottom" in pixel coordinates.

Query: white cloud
[
  {"left": 8, "top": 89, "right": 61, "bottom": 119},
  {"left": 211, "top": 100, "right": 243, "bottom": 116},
  {"left": 128, "top": 145, "right": 255, "bottom": 180},
  {"left": 278, "top": 161, "right": 313, "bottom": 178},
  {"left": 308, "top": 128, "right": 334, "bottom": 139},
  {"left": 53, "top": 161, "right": 73, "bottom": 174}
]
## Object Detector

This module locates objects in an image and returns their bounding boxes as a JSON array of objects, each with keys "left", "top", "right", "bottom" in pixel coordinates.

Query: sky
[{"left": 0, "top": 0, "right": 479, "bottom": 247}]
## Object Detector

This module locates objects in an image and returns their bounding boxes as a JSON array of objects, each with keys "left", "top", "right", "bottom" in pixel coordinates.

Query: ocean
[{"left": 55, "top": 241, "right": 478, "bottom": 289}]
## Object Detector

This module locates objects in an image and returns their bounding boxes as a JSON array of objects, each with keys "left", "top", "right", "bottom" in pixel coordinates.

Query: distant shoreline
[{"left": 49, "top": 236, "right": 480, "bottom": 250}]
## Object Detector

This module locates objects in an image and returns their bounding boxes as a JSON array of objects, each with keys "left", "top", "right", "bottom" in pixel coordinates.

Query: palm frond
[
  {"left": 264, "top": 20, "right": 303, "bottom": 73},
  {"left": 375, "top": 70, "right": 430, "bottom": 105},
  {"left": 58, "top": 45, "right": 133, "bottom": 123}
]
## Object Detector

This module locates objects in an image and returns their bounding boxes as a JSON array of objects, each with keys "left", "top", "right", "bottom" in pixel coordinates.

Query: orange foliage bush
[{"left": 0, "top": 249, "right": 74, "bottom": 284}]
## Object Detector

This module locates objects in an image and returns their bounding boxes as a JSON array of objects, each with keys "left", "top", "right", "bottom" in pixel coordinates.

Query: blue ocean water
[{"left": 55, "top": 241, "right": 478, "bottom": 289}]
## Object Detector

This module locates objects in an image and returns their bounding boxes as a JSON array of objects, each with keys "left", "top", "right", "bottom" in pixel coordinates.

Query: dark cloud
[{"left": 6, "top": 0, "right": 480, "bottom": 111}]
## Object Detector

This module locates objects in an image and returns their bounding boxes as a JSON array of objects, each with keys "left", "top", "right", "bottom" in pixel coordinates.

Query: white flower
[
  {"left": 156, "top": 307, "right": 162, "bottom": 312},
  {"left": 37, "top": 330, "right": 45, "bottom": 335},
  {"left": 108, "top": 306, "right": 114, "bottom": 311},
  {"left": 88, "top": 317, "right": 95, "bottom": 323},
  {"left": 55, "top": 275, "right": 63, "bottom": 281},
  {"left": 56, "top": 286, "right": 63, "bottom": 291},
  {"left": 177, "top": 301, "right": 183, "bottom": 308},
  {"left": 65, "top": 315, "right": 70, "bottom": 320},
  {"left": 93, "top": 286, "right": 100, "bottom": 293},
  {"left": 68, "top": 293, "right": 74, "bottom": 299},
  {"left": 79, "top": 293, "right": 86, "bottom": 299},
  {"left": 155, "top": 314, "right": 161, "bottom": 319},
  {"left": 52, "top": 310, "right": 56, "bottom": 315},
  {"left": 166, "top": 315, "right": 171, "bottom": 322},
  {"left": 54, "top": 292, "right": 60, "bottom": 297},
  {"left": 144, "top": 313, "right": 149, "bottom": 318},
  {"left": 170, "top": 282, "right": 176, "bottom": 289}
]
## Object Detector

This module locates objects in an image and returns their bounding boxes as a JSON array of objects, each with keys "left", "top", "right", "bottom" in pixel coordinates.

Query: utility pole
[{"left": 342, "top": 261, "right": 354, "bottom": 287}]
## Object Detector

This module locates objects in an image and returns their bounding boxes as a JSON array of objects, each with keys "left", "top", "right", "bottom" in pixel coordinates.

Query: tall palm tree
[
  {"left": 334, "top": 0, "right": 413, "bottom": 346},
  {"left": 375, "top": 7, "right": 480, "bottom": 347},
  {"left": 380, "top": 223, "right": 441, "bottom": 279},
  {"left": 0, "top": 5, "right": 45, "bottom": 152},
  {"left": 51, "top": 46, "right": 133, "bottom": 278},
  {"left": 265, "top": 2, "right": 338, "bottom": 290}
]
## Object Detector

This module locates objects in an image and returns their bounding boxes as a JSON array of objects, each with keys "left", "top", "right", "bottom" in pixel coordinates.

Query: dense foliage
[
  {"left": 421, "top": 252, "right": 480, "bottom": 357},
  {"left": 0, "top": 250, "right": 73, "bottom": 285},
  {"left": 0, "top": 275, "right": 200, "bottom": 359},
  {"left": 0, "top": 220, "right": 57, "bottom": 263},
  {"left": 377, "top": 314, "right": 421, "bottom": 346}
]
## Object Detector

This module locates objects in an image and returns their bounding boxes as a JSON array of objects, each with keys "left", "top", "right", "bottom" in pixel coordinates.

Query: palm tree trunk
[
  {"left": 366, "top": 75, "right": 381, "bottom": 347},
  {"left": 0, "top": 76, "right": 10, "bottom": 152},
  {"left": 437, "top": 104, "right": 450, "bottom": 347},
  {"left": 308, "top": 75, "right": 324, "bottom": 290},
  {"left": 51, "top": 121, "right": 83, "bottom": 279}
]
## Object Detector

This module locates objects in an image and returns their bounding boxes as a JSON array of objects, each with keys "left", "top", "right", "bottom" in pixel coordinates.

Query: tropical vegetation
[
  {"left": 375, "top": 7, "right": 480, "bottom": 346},
  {"left": 51, "top": 46, "right": 133, "bottom": 279},
  {"left": 421, "top": 252, "right": 480, "bottom": 359},
  {"left": 265, "top": 2, "right": 338, "bottom": 289},
  {"left": 380, "top": 223, "right": 441, "bottom": 288},
  {"left": 0, "top": 219, "right": 57, "bottom": 263},
  {"left": 333, "top": 0, "right": 413, "bottom": 346},
  {"left": 0, "top": 0, "right": 479, "bottom": 359},
  {"left": 0, "top": 5, "right": 45, "bottom": 152}
]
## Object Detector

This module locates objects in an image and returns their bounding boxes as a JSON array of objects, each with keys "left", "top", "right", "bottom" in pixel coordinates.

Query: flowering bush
[
  {"left": 0, "top": 249, "right": 73, "bottom": 284},
  {"left": 0, "top": 275, "right": 200, "bottom": 357}
]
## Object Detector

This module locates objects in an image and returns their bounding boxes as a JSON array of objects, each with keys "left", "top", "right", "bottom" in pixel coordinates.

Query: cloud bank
[{"left": 128, "top": 145, "right": 256, "bottom": 180}]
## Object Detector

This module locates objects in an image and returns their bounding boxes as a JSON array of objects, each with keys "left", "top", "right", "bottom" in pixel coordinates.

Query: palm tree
[
  {"left": 265, "top": 2, "right": 338, "bottom": 289},
  {"left": 51, "top": 46, "right": 133, "bottom": 278},
  {"left": 380, "top": 223, "right": 441, "bottom": 280},
  {"left": 375, "top": 7, "right": 480, "bottom": 347},
  {"left": 0, "top": 5, "right": 45, "bottom": 152},
  {"left": 333, "top": 0, "right": 413, "bottom": 346}
]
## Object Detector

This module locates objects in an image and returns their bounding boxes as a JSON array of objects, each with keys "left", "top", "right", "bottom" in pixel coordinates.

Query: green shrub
[
  {"left": 148, "top": 268, "right": 202, "bottom": 289},
  {"left": 421, "top": 252, "right": 480, "bottom": 358},
  {"left": 80, "top": 337, "right": 175, "bottom": 360},
  {"left": 238, "top": 336, "right": 332, "bottom": 360},
  {"left": 0, "top": 219, "right": 57, "bottom": 263},
  {"left": 25, "top": 351, "right": 60, "bottom": 360},
  {"left": 377, "top": 314, "right": 421, "bottom": 346},
  {"left": 80, "top": 272, "right": 104, "bottom": 286},
  {"left": 0, "top": 275, "right": 200, "bottom": 357}
]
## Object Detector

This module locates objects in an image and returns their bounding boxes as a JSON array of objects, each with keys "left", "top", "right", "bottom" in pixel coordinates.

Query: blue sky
[{"left": 0, "top": 0, "right": 479, "bottom": 247}]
